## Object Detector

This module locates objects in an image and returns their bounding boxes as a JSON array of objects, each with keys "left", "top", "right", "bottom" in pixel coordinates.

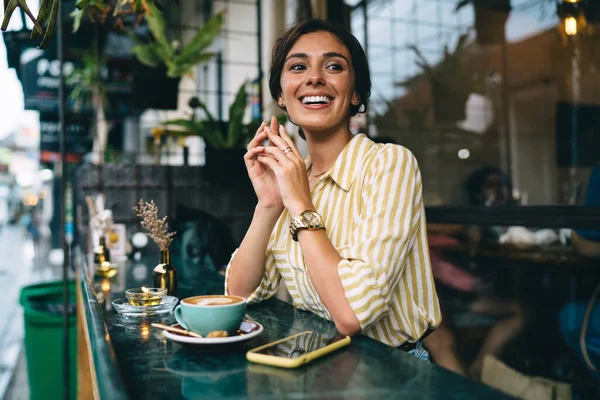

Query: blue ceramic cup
[{"left": 174, "top": 295, "right": 246, "bottom": 336}]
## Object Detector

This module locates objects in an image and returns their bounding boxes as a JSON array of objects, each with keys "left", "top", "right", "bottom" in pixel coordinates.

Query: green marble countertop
[{"left": 78, "top": 252, "right": 511, "bottom": 399}]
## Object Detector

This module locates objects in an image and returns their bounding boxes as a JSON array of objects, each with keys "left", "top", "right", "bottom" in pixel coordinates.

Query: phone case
[{"left": 246, "top": 331, "right": 351, "bottom": 369}]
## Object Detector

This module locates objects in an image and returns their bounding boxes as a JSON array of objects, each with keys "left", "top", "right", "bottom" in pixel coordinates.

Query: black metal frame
[
  {"left": 426, "top": 206, "right": 600, "bottom": 230},
  {"left": 57, "top": 3, "right": 69, "bottom": 400}
]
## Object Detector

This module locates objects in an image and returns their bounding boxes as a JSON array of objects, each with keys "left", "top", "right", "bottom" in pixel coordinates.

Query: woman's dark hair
[
  {"left": 269, "top": 19, "right": 371, "bottom": 122},
  {"left": 464, "top": 166, "right": 514, "bottom": 206}
]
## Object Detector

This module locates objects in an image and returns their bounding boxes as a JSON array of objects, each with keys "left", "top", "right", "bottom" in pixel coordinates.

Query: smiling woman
[{"left": 225, "top": 19, "right": 441, "bottom": 356}]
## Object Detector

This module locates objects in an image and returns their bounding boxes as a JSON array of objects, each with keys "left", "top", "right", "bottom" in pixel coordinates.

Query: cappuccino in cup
[{"left": 174, "top": 294, "right": 246, "bottom": 336}]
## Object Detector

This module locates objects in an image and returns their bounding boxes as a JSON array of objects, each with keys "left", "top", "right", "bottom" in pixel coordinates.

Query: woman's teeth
[{"left": 302, "top": 96, "right": 331, "bottom": 104}]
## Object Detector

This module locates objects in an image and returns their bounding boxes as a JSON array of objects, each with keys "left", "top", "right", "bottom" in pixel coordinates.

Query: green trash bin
[{"left": 19, "top": 280, "right": 77, "bottom": 400}]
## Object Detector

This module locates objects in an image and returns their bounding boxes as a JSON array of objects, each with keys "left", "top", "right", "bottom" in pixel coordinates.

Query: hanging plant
[
  {"left": 129, "top": 3, "right": 224, "bottom": 78},
  {"left": 0, "top": 0, "right": 176, "bottom": 48}
]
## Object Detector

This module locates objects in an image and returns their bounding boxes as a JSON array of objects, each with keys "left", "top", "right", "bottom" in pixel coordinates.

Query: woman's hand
[
  {"left": 244, "top": 118, "right": 283, "bottom": 211},
  {"left": 255, "top": 125, "right": 314, "bottom": 216}
]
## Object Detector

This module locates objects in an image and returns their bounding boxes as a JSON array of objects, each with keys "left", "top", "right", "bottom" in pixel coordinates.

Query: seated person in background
[
  {"left": 560, "top": 164, "right": 600, "bottom": 376},
  {"left": 172, "top": 205, "right": 237, "bottom": 275},
  {"left": 423, "top": 166, "right": 524, "bottom": 379}
]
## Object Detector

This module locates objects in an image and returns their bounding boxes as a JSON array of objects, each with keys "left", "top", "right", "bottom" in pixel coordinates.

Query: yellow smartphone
[{"left": 246, "top": 331, "right": 351, "bottom": 369}]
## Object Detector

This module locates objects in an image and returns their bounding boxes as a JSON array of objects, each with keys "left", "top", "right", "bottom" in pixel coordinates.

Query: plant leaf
[
  {"left": 226, "top": 81, "right": 248, "bottom": 147},
  {"left": 144, "top": 2, "right": 172, "bottom": 58},
  {"left": 131, "top": 44, "right": 162, "bottom": 68},
  {"left": 32, "top": 0, "right": 52, "bottom": 39},
  {"left": 455, "top": 32, "right": 469, "bottom": 54},
  {"left": 195, "top": 100, "right": 216, "bottom": 125},
  {"left": 177, "top": 12, "right": 224, "bottom": 65},
  {"left": 163, "top": 118, "right": 224, "bottom": 148},
  {"left": 162, "top": 119, "right": 203, "bottom": 134},
  {"left": 70, "top": 7, "right": 84, "bottom": 34},
  {"left": 168, "top": 53, "right": 215, "bottom": 77},
  {"left": 76, "top": 0, "right": 93, "bottom": 10},
  {"left": 39, "top": 0, "right": 59, "bottom": 49},
  {"left": 455, "top": 0, "right": 471, "bottom": 12}
]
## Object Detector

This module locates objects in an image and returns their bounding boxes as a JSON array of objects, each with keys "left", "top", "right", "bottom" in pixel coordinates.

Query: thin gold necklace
[{"left": 309, "top": 168, "right": 327, "bottom": 178}]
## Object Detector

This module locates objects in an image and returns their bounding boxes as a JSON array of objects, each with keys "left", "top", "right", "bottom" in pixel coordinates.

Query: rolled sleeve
[
  {"left": 337, "top": 146, "right": 421, "bottom": 331},
  {"left": 224, "top": 248, "right": 281, "bottom": 304}
]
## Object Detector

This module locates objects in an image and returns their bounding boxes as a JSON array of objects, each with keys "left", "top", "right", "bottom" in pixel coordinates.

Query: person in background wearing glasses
[{"left": 225, "top": 19, "right": 441, "bottom": 359}]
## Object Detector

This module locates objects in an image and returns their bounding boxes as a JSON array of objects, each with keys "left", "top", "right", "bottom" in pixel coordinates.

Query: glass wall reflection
[{"left": 350, "top": 0, "right": 600, "bottom": 206}]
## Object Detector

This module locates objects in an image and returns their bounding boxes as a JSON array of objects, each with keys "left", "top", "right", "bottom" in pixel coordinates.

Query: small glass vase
[{"left": 153, "top": 249, "right": 177, "bottom": 296}]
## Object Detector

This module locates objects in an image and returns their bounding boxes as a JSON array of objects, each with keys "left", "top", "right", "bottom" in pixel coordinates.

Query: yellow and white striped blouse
[{"left": 225, "top": 133, "right": 441, "bottom": 347}]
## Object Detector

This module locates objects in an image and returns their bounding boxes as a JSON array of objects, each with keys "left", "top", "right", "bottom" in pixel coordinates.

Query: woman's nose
[{"left": 305, "top": 69, "right": 325, "bottom": 86}]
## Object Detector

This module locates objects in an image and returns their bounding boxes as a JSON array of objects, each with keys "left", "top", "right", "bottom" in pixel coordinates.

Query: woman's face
[
  {"left": 279, "top": 31, "right": 357, "bottom": 134},
  {"left": 482, "top": 173, "right": 509, "bottom": 205}
]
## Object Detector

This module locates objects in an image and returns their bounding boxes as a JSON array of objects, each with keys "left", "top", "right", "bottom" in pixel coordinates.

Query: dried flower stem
[{"left": 133, "top": 199, "right": 176, "bottom": 251}]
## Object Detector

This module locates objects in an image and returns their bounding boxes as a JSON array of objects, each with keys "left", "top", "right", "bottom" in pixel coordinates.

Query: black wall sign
[{"left": 39, "top": 113, "right": 92, "bottom": 156}]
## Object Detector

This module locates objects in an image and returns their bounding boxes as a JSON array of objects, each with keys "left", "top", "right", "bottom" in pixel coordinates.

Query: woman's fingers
[
  {"left": 244, "top": 146, "right": 264, "bottom": 168},
  {"left": 244, "top": 146, "right": 264, "bottom": 159},
  {"left": 268, "top": 116, "right": 278, "bottom": 147},
  {"left": 262, "top": 145, "right": 294, "bottom": 166},
  {"left": 278, "top": 125, "right": 302, "bottom": 160},
  {"left": 256, "top": 154, "right": 280, "bottom": 173},
  {"left": 265, "top": 127, "right": 293, "bottom": 153},
  {"left": 247, "top": 121, "right": 268, "bottom": 151},
  {"left": 269, "top": 116, "right": 279, "bottom": 137}
]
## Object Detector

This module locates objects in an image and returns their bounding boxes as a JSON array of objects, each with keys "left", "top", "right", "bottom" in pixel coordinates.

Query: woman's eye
[
  {"left": 290, "top": 64, "right": 306, "bottom": 71},
  {"left": 326, "top": 64, "right": 343, "bottom": 71}
]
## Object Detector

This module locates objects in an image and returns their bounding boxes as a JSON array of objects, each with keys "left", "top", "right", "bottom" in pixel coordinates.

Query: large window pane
[{"left": 352, "top": 0, "right": 600, "bottom": 207}]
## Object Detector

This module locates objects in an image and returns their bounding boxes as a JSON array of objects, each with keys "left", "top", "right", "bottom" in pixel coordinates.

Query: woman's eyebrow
[
  {"left": 285, "top": 52, "right": 308, "bottom": 62},
  {"left": 284, "top": 52, "right": 349, "bottom": 63},
  {"left": 322, "top": 52, "right": 349, "bottom": 63}
]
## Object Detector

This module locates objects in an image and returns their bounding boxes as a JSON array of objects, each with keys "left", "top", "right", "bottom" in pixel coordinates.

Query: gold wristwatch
[{"left": 290, "top": 210, "right": 325, "bottom": 241}]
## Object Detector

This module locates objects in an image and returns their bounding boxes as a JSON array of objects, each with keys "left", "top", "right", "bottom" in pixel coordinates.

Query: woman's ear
[
  {"left": 278, "top": 97, "right": 285, "bottom": 108},
  {"left": 352, "top": 94, "right": 360, "bottom": 106}
]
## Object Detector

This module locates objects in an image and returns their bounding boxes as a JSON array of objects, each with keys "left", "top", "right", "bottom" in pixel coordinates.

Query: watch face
[{"left": 302, "top": 211, "right": 322, "bottom": 228}]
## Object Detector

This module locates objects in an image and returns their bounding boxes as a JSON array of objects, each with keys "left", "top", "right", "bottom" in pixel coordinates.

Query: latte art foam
[
  {"left": 183, "top": 295, "right": 245, "bottom": 306},
  {"left": 196, "top": 298, "right": 234, "bottom": 306}
]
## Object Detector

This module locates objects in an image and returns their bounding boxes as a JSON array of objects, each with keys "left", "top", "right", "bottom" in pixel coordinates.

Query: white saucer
[{"left": 163, "top": 320, "right": 263, "bottom": 345}]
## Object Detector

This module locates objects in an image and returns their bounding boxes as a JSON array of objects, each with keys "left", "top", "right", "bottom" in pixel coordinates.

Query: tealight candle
[
  {"left": 95, "top": 260, "right": 117, "bottom": 278},
  {"left": 126, "top": 287, "right": 166, "bottom": 306}
]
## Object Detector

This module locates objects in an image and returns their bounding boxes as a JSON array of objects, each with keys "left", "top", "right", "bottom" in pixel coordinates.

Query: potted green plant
[
  {"left": 129, "top": 3, "right": 224, "bottom": 78},
  {"left": 161, "top": 81, "right": 287, "bottom": 183},
  {"left": 455, "top": 0, "right": 512, "bottom": 46},
  {"left": 128, "top": 3, "right": 224, "bottom": 111},
  {"left": 402, "top": 32, "right": 483, "bottom": 124},
  {"left": 67, "top": 53, "right": 110, "bottom": 164}
]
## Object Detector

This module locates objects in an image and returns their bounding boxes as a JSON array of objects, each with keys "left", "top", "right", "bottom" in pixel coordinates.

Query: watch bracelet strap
[{"left": 291, "top": 225, "right": 326, "bottom": 241}]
